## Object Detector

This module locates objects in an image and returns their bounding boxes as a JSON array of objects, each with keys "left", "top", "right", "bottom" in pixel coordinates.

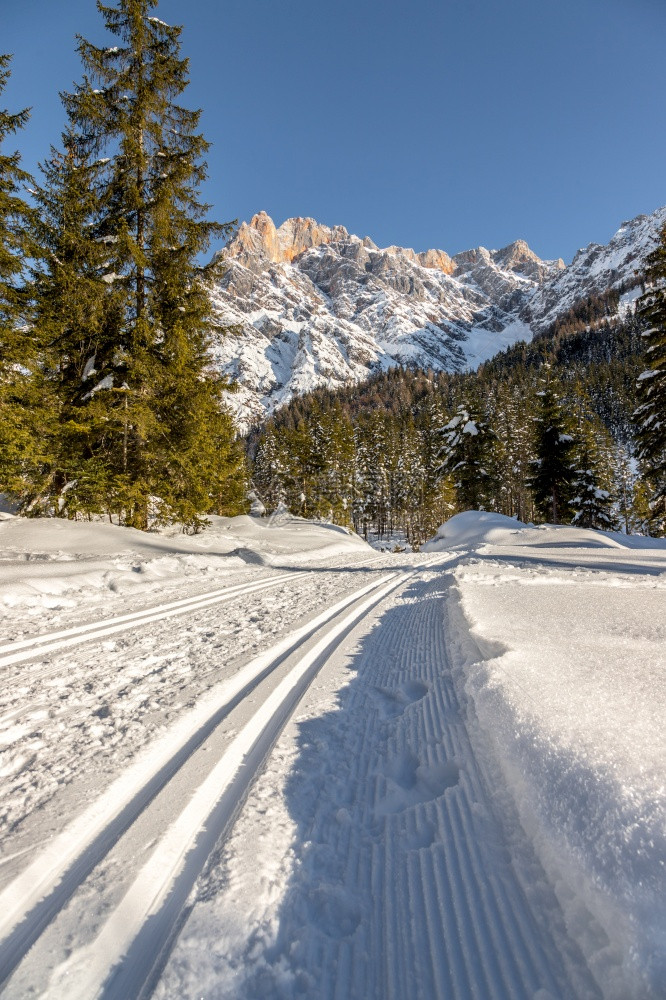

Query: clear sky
[{"left": 3, "top": 0, "right": 665, "bottom": 263}]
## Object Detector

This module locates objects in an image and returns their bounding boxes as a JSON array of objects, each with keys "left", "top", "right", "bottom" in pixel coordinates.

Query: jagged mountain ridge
[{"left": 209, "top": 207, "right": 666, "bottom": 427}]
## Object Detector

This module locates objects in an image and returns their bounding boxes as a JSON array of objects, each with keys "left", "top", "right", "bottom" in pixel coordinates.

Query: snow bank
[
  {"left": 439, "top": 514, "right": 666, "bottom": 1000},
  {"left": 0, "top": 514, "right": 369, "bottom": 617},
  {"left": 422, "top": 510, "right": 529, "bottom": 549}
]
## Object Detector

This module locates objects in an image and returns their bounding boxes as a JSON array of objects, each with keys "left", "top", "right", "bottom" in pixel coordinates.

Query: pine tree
[
  {"left": 0, "top": 55, "right": 42, "bottom": 501},
  {"left": 634, "top": 223, "right": 666, "bottom": 533},
  {"left": 56, "top": 1, "right": 241, "bottom": 528},
  {"left": 528, "top": 377, "right": 576, "bottom": 524}
]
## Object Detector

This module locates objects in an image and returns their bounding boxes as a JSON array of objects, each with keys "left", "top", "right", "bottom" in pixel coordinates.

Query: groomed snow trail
[
  {"left": 0, "top": 572, "right": 299, "bottom": 668},
  {"left": 0, "top": 555, "right": 390, "bottom": 857},
  {"left": 0, "top": 568, "right": 417, "bottom": 999},
  {"left": 156, "top": 569, "right": 602, "bottom": 1000}
]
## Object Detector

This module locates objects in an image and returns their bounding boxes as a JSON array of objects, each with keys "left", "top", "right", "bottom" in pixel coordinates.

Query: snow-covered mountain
[
  {"left": 524, "top": 207, "right": 666, "bottom": 333},
  {"left": 209, "top": 206, "right": 666, "bottom": 427}
]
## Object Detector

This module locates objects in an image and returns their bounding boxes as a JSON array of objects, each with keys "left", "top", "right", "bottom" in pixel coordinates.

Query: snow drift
[{"left": 438, "top": 513, "right": 666, "bottom": 999}]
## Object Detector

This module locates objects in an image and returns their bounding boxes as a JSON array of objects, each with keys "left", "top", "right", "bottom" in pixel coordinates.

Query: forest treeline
[{"left": 250, "top": 271, "right": 666, "bottom": 545}]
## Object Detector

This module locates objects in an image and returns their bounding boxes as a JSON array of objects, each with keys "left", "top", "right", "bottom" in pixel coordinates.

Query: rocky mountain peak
[
  {"left": 417, "top": 248, "right": 456, "bottom": 274},
  {"left": 226, "top": 211, "right": 349, "bottom": 269},
  {"left": 210, "top": 206, "right": 666, "bottom": 428},
  {"left": 493, "top": 239, "right": 565, "bottom": 278}
]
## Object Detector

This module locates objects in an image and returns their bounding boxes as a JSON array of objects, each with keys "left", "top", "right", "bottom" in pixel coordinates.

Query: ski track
[
  {"left": 163, "top": 569, "right": 603, "bottom": 1000},
  {"left": 0, "top": 553, "right": 608, "bottom": 999},
  {"left": 0, "top": 557, "right": 397, "bottom": 847},
  {"left": 0, "top": 567, "right": 420, "bottom": 998},
  {"left": 0, "top": 572, "right": 299, "bottom": 663}
]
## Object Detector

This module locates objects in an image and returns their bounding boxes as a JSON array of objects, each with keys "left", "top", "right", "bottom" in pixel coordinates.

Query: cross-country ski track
[
  {"left": 0, "top": 564, "right": 402, "bottom": 989},
  {"left": 0, "top": 540, "right": 642, "bottom": 999}
]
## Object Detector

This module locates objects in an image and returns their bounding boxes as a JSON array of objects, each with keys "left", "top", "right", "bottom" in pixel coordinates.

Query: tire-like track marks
[{"left": 221, "top": 571, "right": 603, "bottom": 1000}]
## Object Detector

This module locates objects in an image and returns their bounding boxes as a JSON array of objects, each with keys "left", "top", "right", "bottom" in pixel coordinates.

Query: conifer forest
[
  {"left": 251, "top": 288, "right": 666, "bottom": 545},
  {"left": 0, "top": 1, "right": 246, "bottom": 531}
]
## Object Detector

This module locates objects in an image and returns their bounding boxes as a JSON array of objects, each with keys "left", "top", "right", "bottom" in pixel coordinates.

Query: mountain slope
[{"left": 210, "top": 207, "right": 666, "bottom": 427}]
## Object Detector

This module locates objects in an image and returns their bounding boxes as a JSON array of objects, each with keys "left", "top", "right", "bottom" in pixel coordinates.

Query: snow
[
  {"left": 81, "top": 373, "right": 113, "bottom": 398},
  {"left": 462, "top": 317, "right": 533, "bottom": 370},
  {"left": 0, "top": 512, "right": 663, "bottom": 999},
  {"left": 43, "top": 573, "right": 401, "bottom": 1000},
  {"left": 433, "top": 513, "right": 666, "bottom": 999},
  {"left": 0, "top": 513, "right": 368, "bottom": 626},
  {"left": 422, "top": 509, "right": 529, "bottom": 549}
]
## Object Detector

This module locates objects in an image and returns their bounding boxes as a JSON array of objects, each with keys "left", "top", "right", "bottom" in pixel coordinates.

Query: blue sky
[{"left": 3, "top": 0, "right": 665, "bottom": 262}]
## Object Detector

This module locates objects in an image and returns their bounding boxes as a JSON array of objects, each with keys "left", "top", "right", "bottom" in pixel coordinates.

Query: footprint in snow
[
  {"left": 305, "top": 884, "right": 362, "bottom": 939},
  {"left": 377, "top": 751, "right": 460, "bottom": 816},
  {"left": 370, "top": 679, "right": 429, "bottom": 720}
]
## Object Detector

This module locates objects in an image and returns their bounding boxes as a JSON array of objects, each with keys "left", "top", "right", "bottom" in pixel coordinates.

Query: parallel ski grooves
[
  {"left": 22, "top": 573, "right": 407, "bottom": 1000},
  {"left": 0, "top": 572, "right": 403, "bottom": 995},
  {"left": 0, "top": 573, "right": 300, "bottom": 668},
  {"left": 229, "top": 570, "right": 602, "bottom": 999}
]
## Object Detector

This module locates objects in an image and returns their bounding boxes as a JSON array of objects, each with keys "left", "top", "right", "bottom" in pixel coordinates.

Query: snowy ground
[
  {"left": 0, "top": 511, "right": 663, "bottom": 999},
  {"left": 427, "top": 513, "right": 666, "bottom": 1000}
]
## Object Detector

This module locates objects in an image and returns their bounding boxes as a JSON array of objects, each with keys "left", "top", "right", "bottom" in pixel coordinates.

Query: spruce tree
[
  {"left": 492, "top": 381, "right": 535, "bottom": 522},
  {"left": 571, "top": 438, "right": 615, "bottom": 530},
  {"left": 58, "top": 1, "right": 241, "bottom": 529},
  {"left": 634, "top": 223, "right": 666, "bottom": 533},
  {"left": 27, "top": 137, "right": 125, "bottom": 516},
  {"left": 253, "top": 422, "right": 287, "bottom": 512},
  {"left": 0, "top": 55, "right": 41, "bottom": 502},
  {"left": 437, "top": 399, "right": 498, "bottom": 512},
  {"left": 528, "top": 377, "right": 576, "bottom": 524}
]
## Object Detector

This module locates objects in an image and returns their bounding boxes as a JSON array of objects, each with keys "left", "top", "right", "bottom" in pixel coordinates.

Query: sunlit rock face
[
  {"left": 209, "top": 207, "right": 666, "bottom": 428},
  {"left": 227, "top": 212, "right": 350, "bottom": 268}
]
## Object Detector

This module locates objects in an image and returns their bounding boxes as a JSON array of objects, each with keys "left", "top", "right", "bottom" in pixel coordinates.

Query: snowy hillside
[
  {"left": 210, "top": 206, "right": 666, "bottom": 426},
  {"left": 524, "top": 206, "right": 666, "bottom": 333},
  {"left": 0, "top": 512, "right": 663, "bottom": 999}
]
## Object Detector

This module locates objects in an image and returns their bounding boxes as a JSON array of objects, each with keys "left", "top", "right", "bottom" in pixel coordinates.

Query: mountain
[{"left": 209, "top": 207, "right": 666, "bottom": 427}]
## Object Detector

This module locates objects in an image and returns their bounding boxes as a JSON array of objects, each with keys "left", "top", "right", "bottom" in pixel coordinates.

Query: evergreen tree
[
  {"left": 0, "top": 55, "right": 41, "bottom": 501},
  {"left": 56, "top": 1, "right": 241, "bottom": 528},
  {"left": 315, "top": 403, "right": 354, "bottom": 525},
  {"left": 491, "top": 381, "right": 535, "bottom": 521},
  {"left": 528, "top": 378, "right": 576, "bottom": 524},
  {"left": 634, "top": 223, "right": 666, "bottom": 533},
  {"left": 416, "top": 395, "right": 456, "bottom": 543},
  {"left": 26, "top": 137, "right": 124, "bottom": 515},
  {"left": 437, "top": 399, "right": 498, "bottom": 511},
  {"left": 350, "top": 412, "right": 389, "bottom": 538},
  {"left": 253, "top": 422, "right": 286, "bottom": 512},
  {"left": 614, "top": 445, "right": 647, "bottom": 535},
  {"left": 571, "top": 438, "right": 615, "bottom": 530}
]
